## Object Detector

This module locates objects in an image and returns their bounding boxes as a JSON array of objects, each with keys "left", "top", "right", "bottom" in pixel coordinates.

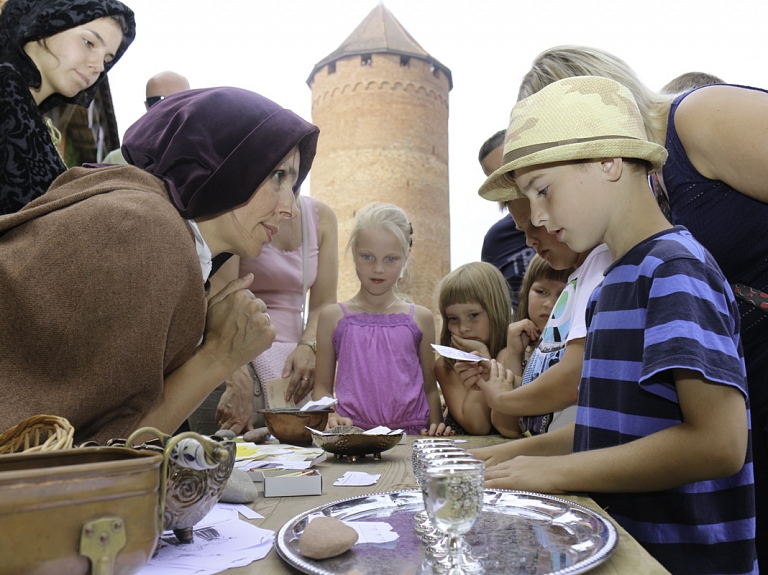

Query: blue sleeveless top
[{"left": 664, "top": 85, "right": 768, "bottom": 412}]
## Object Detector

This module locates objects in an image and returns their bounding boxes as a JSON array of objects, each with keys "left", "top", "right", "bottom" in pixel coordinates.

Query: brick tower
[{"left": 307, "top": 4, "right": 452, "bottom": 312}]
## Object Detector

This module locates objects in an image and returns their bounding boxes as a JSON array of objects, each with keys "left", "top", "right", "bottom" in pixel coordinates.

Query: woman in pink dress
[{"left": 189, "top": 195, "right": 338, "bottom": 434}]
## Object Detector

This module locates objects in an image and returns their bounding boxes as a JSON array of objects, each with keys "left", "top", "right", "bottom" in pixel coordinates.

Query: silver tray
[{"left": 275, "top": 489, "right": 618, "bottom": 575}]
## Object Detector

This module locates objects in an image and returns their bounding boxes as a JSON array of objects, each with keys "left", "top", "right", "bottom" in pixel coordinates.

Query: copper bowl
[{"left": 257, "top": 408, "right": 333, "bottom": 446}]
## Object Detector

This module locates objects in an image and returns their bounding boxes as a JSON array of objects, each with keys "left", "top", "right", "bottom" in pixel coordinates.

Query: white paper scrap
[
  {"left": 334, "top": 471, "right": 381, "bottom": 486},
  {"left": 305, "top": 515, "right": 398, "bottom": 545},
  {"left": 347, "top": 521, "right": 400, "bottom": 544},
  {"left": 217, "top": 503, "right": 264, "bottom": 520},
  {"left": 301, "top": 396, "right": 338, "bottom": 411},
  {"left": 138, "top": 518, "right": 274, "bottom": 575},
  {"left": 431, "top": 344, "right": 486, "bottom": 363},
  {"left": 363, "top": 426, "right": 402, "bottom": 435}
]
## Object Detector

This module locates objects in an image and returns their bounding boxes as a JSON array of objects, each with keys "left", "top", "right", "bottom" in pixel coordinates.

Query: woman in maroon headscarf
[{"left": 0, "top": 87, "right": 319, "bottom": 445}]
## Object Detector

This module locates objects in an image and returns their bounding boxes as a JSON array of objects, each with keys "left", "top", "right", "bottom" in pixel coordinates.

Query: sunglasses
[{"left": 145, "top": 95, "right": 165, "bottom": 108}]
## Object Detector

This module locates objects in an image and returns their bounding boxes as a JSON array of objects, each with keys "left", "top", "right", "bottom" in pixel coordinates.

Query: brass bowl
[
  {"left": 0, "top": 447, "right": 163, "bottom": 575},
  {"left": 257, "top": 408, "right": 333, "bottom": 446},
  {"left": 310, "top": 425, "right": 403, "bottom": 461}
]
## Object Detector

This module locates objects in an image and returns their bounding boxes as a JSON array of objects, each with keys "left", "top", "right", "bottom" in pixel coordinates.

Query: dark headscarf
[
  {"left": 122, "top": 87, "right": 320, "bottom": 220},
  {"left": 0, "top": 0, "right": 136, "bottom": 112}
]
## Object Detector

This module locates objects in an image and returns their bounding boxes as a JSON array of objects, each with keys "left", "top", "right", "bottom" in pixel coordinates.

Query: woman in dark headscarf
[
  {"left": 0, "top": 0, "right": 136, "bottom": 215},
  {"left": 0, "top": 87, "right": 320, "bottom": 445}
]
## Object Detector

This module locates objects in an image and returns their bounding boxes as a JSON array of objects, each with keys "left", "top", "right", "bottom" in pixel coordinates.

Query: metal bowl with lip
[
  {"left": 310, "top": 425, "right": 403, "bottom": 461},
  {"left": 120, "top": 429, "right": 236, "bottom": 544},
  {"left": 258, "top": 408, "right": 333, "bottom": 446}
]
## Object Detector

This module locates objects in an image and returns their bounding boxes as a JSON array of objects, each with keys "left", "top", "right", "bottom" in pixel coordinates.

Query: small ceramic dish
[{"left": 310, "top": 426, "right": 403, "bottom": 461}]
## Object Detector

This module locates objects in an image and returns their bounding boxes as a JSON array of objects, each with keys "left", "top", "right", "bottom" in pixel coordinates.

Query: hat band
[{"left": 503, "top": 134, "right": 641, "bottom": 165}]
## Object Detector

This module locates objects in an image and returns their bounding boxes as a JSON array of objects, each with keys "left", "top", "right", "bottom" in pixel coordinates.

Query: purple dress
[{"left": 333, "top": 303, "right": 430, "bottom": 434}]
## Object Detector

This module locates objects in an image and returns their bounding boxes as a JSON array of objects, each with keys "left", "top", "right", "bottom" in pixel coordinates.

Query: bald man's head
[{"left": 145, "top": 71, "right": 191, "bottom": 109}]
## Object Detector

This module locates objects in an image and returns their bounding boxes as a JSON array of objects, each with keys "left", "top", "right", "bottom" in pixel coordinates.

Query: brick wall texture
[{"left": 309, "top": 53, "right": 451, "bottom": 315}]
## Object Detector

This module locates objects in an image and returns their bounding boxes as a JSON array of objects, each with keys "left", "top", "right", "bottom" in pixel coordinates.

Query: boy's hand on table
[{"left": 484, "top": 455, "right": 566, "bottom": 493}]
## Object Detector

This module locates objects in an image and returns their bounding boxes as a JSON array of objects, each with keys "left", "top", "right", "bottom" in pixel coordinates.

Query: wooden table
[{"left": 222, "top": 436, "right": 670, "bottom": 574}]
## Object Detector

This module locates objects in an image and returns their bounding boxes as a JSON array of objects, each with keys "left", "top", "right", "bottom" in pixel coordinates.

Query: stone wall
[{"left": 309, "top": 52, "right": 451, "bottom": 314}]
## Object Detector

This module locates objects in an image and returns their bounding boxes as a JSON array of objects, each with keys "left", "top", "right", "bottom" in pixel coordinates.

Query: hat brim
[{"left": 478, "top": 139, "right": 668, "bottom": 202}]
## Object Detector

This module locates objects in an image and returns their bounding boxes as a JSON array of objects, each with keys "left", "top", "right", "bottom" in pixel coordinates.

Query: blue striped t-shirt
[{"left": 574, "top": 227, "right": 757, "bottom": 575}]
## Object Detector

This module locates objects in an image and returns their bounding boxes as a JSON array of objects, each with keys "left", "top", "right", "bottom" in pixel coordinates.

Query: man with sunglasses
[{"left": 103, "top": 70, "right": 190, "bottom": 164}]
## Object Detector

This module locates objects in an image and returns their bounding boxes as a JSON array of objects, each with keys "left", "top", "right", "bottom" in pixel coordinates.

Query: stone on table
[
  {"left": 299, "top": 516, "right": 359, "bottom": 559},
  {"left": 219, "top": 468, "right": 258, "bottom": 503}
]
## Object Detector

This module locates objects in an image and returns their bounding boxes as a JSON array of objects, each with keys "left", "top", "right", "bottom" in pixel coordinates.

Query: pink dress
[
  {"left": 239, "top": 196, "right": 319, "bottom": 343},
  {"left": 333, "top": 303, "right": 430, "bottom": 435}
]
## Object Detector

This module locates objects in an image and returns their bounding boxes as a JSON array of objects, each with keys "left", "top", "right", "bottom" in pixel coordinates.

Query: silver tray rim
[{"left": 275, "top": 489, "right": 619, "bottom": 575}]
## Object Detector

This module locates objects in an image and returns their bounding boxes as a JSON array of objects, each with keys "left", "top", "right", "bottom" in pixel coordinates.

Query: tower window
[
  {"left": 328, "top": 62, "right": 336, "bottom": 74},
  {"left": 361, "top": 54, "right": 372, "bottom": 66},
  {"left": 400, "top": 56, "right": 410, "bottom": 67}
]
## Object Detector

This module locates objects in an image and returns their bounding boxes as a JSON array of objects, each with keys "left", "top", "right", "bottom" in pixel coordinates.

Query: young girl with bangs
[{"left": 437, "top": 260, "right": 568, "bottom": 436}]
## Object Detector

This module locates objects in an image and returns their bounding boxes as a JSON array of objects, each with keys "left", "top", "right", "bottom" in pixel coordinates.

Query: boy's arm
[
  {"left": 470, "top": 423, "right": 575, "bottom": 467},
  {"left": 483, "top": 369, "right": 748, "bottom": 493},
  {"left": 476, "top": 339, "right": 584, "bottom": 416},
  {"left": 436, "top": 357, "right": 493, "bottom": 435}
]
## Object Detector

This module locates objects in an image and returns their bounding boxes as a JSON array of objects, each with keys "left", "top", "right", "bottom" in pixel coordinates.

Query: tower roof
[{"left": 307, "top": 4, "right": 453, "bottom": 89}]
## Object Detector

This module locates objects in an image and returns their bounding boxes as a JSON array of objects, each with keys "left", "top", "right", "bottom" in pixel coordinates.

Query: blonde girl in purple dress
[{"left": 313, "top": 203, "right": 449, "bottom": 436}]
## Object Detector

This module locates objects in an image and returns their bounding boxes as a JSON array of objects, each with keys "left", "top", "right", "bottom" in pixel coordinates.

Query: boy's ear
[{"left": 600, "top": 158, "right": 624, "bottom": 182}]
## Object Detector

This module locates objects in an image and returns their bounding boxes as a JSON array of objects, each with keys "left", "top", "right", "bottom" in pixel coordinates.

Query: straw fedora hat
[{"left": 479, "top": 76, "right": 668, "bottom": 202}]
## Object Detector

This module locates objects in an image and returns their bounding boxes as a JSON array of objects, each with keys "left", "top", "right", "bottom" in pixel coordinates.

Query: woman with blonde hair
[{"left": 513, "top": 44, "right": 768, "bottom": 569}]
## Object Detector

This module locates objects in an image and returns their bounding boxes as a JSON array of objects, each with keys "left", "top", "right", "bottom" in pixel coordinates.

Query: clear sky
[{"left": 107, "top": 0, "right": 768, "bottom": 269}]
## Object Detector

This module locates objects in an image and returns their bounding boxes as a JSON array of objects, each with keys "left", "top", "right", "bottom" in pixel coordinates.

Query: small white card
[
  {"left": 301, "top": 396, "right": 338, "bottom": 411},
  {"left": 334, "top": 471, "right": 381, "bottom": 486},
  {"left": 363, "top": 426, "right": 402, "bottom": 435},
  {"left": 431, "top": 344, "right": 486, "bottom": 363},
  {"left": 306, "top": 515, "right": 398, "bottom": 545},
  {"left": 347, "top": 521, "right": 399, "bottom": 544}
]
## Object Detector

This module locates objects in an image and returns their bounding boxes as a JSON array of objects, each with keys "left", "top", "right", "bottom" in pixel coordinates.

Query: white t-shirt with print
[{"left": 519, "top": 244, "right": 612, "bottom": 434}]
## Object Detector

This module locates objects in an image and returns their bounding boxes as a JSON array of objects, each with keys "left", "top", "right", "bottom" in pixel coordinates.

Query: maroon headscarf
[{"left": 122, "top": 87, "right": 319, "bottom": 220}]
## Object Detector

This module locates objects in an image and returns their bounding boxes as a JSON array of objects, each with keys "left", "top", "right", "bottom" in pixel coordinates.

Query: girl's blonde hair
[
  {"left": 513, "top": 255, "right": 572, "bottom": 322},
  {"left": 517, "top": 45, "right": 673, "bottom": 145},
  {"left": 346, "top": 202, "right": 412, "bottom": 258},
  {"left": 346, "top": 203, "right": 413, "bottom": 295},
  {"left": 436, "top": 262, "right": 511, "bottom": 365}
]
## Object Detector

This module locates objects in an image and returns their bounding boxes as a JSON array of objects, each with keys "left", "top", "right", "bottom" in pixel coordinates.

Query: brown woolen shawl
[{"left": 0, "top": 88, "right": 319, "bottom": 444}]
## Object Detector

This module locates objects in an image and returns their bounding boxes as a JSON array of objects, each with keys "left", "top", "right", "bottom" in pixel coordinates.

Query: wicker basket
[{"left": 0, "top": 415, "right": 74, "bottom": 455}]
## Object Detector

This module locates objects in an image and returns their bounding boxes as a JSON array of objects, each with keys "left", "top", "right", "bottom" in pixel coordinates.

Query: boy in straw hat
[{"left": 471, "top": 76, "right": 757, "bottom": 574}]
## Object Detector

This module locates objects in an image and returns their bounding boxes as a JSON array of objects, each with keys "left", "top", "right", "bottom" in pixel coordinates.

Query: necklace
[{"left": 351, "top": 296, "right": 400, "bottom": 314}]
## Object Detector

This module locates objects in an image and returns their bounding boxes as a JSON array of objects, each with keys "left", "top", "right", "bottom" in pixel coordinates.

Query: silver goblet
[{"left": 424, "top": 461, "right": 485, "bottom": 574}]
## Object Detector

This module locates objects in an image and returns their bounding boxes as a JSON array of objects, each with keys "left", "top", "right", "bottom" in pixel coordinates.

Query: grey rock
[
  {"left": 243, "top": 427, "right": 270, "bottom": 443},
  {"left": 218, "top": 468, "right": 258, "bottom": 503},
  {"left": 299, "top": 516, "right": 359, "bottom": 559},
  {"left": 214, "top": 429, "right": 236, "bottom": 439}
]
